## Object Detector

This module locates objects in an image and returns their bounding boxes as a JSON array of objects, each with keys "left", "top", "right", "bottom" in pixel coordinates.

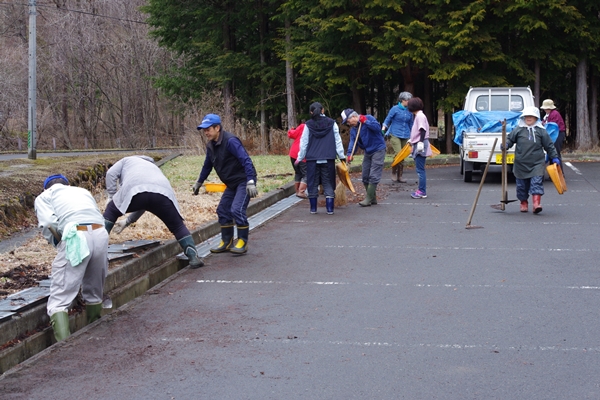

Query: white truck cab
[{"left": 456, "top": 87, "right": 535, "bottom": 182}]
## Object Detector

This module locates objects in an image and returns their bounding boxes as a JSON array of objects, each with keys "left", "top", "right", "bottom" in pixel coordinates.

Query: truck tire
[
  {"left": 460, "top": 156, "right": 464, "bottom": 175},
  {"left": 463, "top": 170, "right": 472, "bottom": 182}
]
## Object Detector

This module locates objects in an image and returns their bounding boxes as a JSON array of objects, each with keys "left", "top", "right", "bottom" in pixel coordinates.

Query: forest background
[{"left": 1, "top": 0, "right": 600, "bottom": 156}]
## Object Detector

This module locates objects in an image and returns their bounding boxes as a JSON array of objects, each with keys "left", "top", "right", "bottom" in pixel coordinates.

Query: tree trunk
[
  {"left": 534, "top": 60, "right": 540, "bottom": 108},
  {"left": 590, "top": 72, "right": 598, "bottom": 147},
  {"left": 285, "top": 18, "right": 297, "bottom": 129},
  {"left": 445, "top": 111, "right": 454, "bottom": 154},
  {"left": 575, "top": 58, "right": 592, "bottom": 150}
]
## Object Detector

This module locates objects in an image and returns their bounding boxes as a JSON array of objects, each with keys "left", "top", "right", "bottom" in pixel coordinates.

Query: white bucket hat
[
  {"left": 521, "top": 106, "right": 540, "bottom": 119},
  {"left": 540, "top": 99, "right": 556, "bottom": 110}
]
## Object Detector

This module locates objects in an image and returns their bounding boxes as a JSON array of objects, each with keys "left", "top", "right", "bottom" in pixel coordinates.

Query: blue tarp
[
  {"left": 545, "top": 122, "right": 559, "bottom": 143},
  {"left": 453, "top": 111, "right": 522, "bottom": 145}
]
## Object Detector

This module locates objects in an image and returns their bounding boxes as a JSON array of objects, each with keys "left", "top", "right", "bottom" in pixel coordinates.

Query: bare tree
[{"left": 575, "top": 59, "right": 592, "bottom": 150}]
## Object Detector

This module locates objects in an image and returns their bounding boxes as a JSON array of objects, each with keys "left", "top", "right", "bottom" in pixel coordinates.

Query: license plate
[{"left": 496, "top": 154, "right": 514, "bottom": 164}]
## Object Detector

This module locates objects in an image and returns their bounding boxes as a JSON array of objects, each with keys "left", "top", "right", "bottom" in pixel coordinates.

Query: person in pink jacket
[{"left": 288, "top": 122, "right": 307, "bottom": 198}]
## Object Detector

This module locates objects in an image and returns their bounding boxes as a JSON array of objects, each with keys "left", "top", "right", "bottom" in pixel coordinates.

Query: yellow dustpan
[
  {"left": 430, "top": 143, "right": 440, "bottom": 156},
  {"left": 391, "top": 143, "right": 412, "bottom": 167},
  {"left": 336, "top": 161, "right": 355, "bottom": 193},
  {"left": 546, "top": 163, "right": 567, "bottom": 194}
]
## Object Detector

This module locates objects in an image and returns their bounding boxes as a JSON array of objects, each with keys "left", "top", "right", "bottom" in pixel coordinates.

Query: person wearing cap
[
  {"left": 103, "top": 155, "right": 204, "bottom": 268},
  {"left": 540, "top": 99, "right": 566, "bottom": 167},
  {"left": 193, "top": 113, "right": 258, "bottom": 254},
  {"left": 341, "top": 108, "right": 386, "bottom": 206},
  {"left": 504, "top": 106, "right": 560, "bottom": 214},
  {"left": 34, "top": 174, "right": 109, "bottom": 341},
  {"left": 288, "top": 121, "right": 308, "bottom": 198},
  {"left": 295, "top": 102, "right": 346, "bottom": 215},
  {"left": 382, "top": 91, "right": 414, "bottom": 183}
]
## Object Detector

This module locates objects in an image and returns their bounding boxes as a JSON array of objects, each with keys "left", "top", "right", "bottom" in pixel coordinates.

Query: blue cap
[
  {"left": 197, "top": 114, "right": 221, "bottom": 130},
  {"left": 43, "top": 174, "right": 69, "bottom": 189},
  {"left": 341, "top": 108, "right": 354, "bottom": 125}
]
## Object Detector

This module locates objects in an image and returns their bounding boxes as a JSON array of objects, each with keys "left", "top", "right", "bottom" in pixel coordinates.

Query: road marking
[{"left": 196, "top": 279, "right": 600, "bottom": 290}]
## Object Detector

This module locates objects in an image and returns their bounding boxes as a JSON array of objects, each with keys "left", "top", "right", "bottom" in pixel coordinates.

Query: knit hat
[{"left": 43, "top": 174, "right": 69, "bottom": 189}]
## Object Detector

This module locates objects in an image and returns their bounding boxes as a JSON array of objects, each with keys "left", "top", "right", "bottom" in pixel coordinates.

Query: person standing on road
[
  {"left": 407, "top": 97, "right": 432, "bottom": 199},
  {"left": 341, "top": 108, "right": 386, "bottom": 207},
  {"left": 382, "top": 91, "right": 414, "bottom": 183},
  {"left": 103, "top": 155, "right": 204, "bottom": 268},
  {"left": 192, "top": 113, "right": 258, "bottom": 254},
  {"left": 35, "top": 174, "right": 109, "bottom": 342},
  {"left": 540, "top": 99, "right": 566, "bottom": 167},
  {"left": 288, "top": 121, "right": 308, "bottom": 198},
  {"left": 504, "top": 106, "right": 560, "bottom": 214},
  {"left": 296, "top": 102, "right": 346, "bottom": 215}
]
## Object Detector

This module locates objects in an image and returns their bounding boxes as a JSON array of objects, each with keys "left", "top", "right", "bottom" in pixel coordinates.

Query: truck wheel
[
  {"left": 463, "top": 170, "right": 472, "bottom": 182},
  {"left": 460, "top": 157, "right": 464, "bottom": 175}
]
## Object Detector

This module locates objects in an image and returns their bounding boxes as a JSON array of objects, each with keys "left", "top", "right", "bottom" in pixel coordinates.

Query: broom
[{"left": 335, "top": 123, "right": 362, "bottom": 207}]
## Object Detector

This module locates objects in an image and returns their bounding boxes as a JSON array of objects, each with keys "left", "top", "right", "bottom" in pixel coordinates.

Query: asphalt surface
[{"left": 2, "top": 161, "right": 600, "bottom": 399}]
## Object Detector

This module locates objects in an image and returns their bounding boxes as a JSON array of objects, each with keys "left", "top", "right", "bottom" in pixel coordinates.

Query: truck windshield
[{"left": 475, "top": 95, "right": 524, "bottom": 112}]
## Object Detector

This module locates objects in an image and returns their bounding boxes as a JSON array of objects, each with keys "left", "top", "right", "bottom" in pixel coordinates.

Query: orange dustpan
[
  {"left": 336, "top": 160, "right": 355, "bottom": 193},
  {"left": 430, "top": 144, "right": 440, "bottom": 156},
  {"left": 546, "top": 163, "right": 567, "bottom": 194},
  {"left": 391, "top": 143, "right": 411, "bottom": 167}
]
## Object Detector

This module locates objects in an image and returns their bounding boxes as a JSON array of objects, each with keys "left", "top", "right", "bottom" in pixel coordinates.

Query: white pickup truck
[{"left": 453, "top": 87, "right": 535, "bottom": 182}]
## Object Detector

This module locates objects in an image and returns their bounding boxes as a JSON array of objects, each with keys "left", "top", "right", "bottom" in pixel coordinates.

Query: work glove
[
  {"left": 192, "top": 181, "right": 202, "bottom": 195},
  {"left": 246, "top": 180, "right": 258, "bottom": 198},
  {"left": 552, "top": 158, "right": 561, "bottom": 166},
  {"left": 359, "top": 115, "right": 367, "bottom": 124},
  {"left": 294, "top": 159, "right": 300, "bottom": 166},
  {"left": 113, "top": 219, "right": 130, "bottom": 235},
  {"left": 416, "top": 141, "right": 424, "bottom": 152},
  {"left": 347, "top": 155, "right": 353, "bottom": 163}
]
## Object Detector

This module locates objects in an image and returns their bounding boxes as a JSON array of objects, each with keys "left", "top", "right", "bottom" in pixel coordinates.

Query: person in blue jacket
[
  {"left": 341, "top": 108, "right": 386, "bottom": 206},
  {"left": 382, "top": 91, "right": 414, "bottom": 182},
  {"left": 192, "top": 114, "right": 258, "bottom": 254}
]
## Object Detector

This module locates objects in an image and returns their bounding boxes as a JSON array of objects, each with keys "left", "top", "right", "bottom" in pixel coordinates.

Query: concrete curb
[{"left": 0, "top": 181, "right": 297, "bottom": 374}]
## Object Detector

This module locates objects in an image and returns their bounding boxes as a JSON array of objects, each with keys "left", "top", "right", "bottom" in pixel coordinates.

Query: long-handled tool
[
  {"left": 466, "top": 138, "right": 497, "bottom": 229},
  {"left": 491, "top": 120, "right": 518, "bottom": 210},
  {"left": 336, "top": 122, "right": 363, "bottom": 201}
]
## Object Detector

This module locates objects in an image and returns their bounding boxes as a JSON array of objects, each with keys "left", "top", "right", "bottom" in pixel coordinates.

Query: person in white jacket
[
  {"left": 103, "top": 155, "right": 203, "bottom": 268},
  {"left": 34, "top": 174, "right": 109, "bottom": 342}
]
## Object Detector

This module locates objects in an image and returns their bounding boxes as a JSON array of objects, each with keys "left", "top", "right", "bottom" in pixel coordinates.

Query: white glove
[
  {"left": 113, "top": 219, "right": 130, "bottom": 234},
  {"left": 416, "top": 142, "right": 424, "bottom": 152},
  {"left": 246, "top": 180, "right": 258, "bottom": 198}
]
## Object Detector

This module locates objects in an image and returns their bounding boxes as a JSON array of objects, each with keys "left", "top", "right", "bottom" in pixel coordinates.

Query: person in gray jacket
[
  {"left": 35, "top": 174, "right": 109, "bottom": 341},
  {"left": 103, "top": 155, "right": 203, "bottom": 268}
]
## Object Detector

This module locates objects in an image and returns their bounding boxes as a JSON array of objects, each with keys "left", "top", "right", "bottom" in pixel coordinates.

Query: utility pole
[{"left": 27, "top": 0, "right": 37, "bottom": 160}]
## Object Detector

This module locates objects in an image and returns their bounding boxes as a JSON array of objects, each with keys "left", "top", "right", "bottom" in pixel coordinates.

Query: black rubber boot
[
  {"left": 210, "top": 224, "right": 234, "bottom": 253},
  {"left": 326, "top": 197, "right": 334, "bottom": 215},
  {"left": 86, "top": 303, "right": 103, "bottom": 324},
  {"left": 178, "top": 235, "right": 204, "bottom": 268},
  {"left": 104, "top": 219, "right": 114, "bottom": 234},
  {"left": 230, "top": 226, "right": 249, "bottom": 254},
  {"left": 50, "top": 311, "right": 70, "bottom": 342},
  {"left": 309, "top": 198, "right": 317, "bottom": 214}
]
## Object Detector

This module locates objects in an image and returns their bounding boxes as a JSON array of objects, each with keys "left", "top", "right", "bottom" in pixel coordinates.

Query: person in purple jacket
[
  {"left": 341, "top": 108, "right": 386, "bottom": 207},
  {"left": 540, "top": 99, "right": 566, "bottom": 167}
]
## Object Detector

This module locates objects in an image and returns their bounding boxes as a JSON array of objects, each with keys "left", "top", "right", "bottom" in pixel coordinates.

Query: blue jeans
[
  {"left": 516, "top": 176, "right": 544, "bottom": 201},
  {"left": 217, "top": 182, "right": 251, "bottom": 226},
  {"left": 415, "top": 155, "right": 427, "bottom": 193},
  {"left": 306, "top": 160, "right": 335, "bottom": 198}
]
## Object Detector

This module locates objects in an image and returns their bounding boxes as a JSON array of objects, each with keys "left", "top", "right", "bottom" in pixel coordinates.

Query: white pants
[{"left": 47, "top": 227, "right": 109, "bottom": 316}]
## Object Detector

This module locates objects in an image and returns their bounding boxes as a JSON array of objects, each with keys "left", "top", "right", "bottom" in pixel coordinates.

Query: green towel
[{"left": 62, "top": 222, "right": 90, "bottom": 267}]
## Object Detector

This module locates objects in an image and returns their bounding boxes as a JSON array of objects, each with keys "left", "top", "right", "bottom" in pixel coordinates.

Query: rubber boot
[
  {"left": 397, "top": 164, "right": 407, "bottom": 183},
  {"left": 309, "top": 198, "right": 317, "bottom": 214},
  {"left": 178, "top": 235, "right": 204, "bottom": 268},
  {"left": 210, "top": 224, "right": 234, "bottom": 253},
  {"left": 359, "top": 184, "right": 376, "bottom": 207},
  {"left": 326, "top": 197, "right": 334, "bottom": 215},
  {"left": 50, "top": 311, "right": 70, "bottom": 342},
  {"left": 104, "top": 219, "right": 114, "bottom": 234},
  {"left": 533, "top": 194, "right": 542, "bottom": 214},
  {"left": 86, "top": 302, "right": 103, "bottom": 324},
  {"left": 296, "top": 182, "right": 308, "bottom": 199},
  {"left": 230, "top": 226, "right": 249, "bottom": 254},
  {"left": 391, "top": 165, "right": 398, "bottom": 182},
  {"left": 370, "top": 183, "right": 378, "bottom": 205},
  {"left": 520, "top": 200, "right": 528, "bottom": 213}
]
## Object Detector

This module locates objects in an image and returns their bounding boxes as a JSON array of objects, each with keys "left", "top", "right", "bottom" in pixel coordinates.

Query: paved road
[
  {"left": 2, "top": 162, "right": 600, "bottom": 399},
  {"left": 0, "top": 149, "right": 173, "bottom": 161}
]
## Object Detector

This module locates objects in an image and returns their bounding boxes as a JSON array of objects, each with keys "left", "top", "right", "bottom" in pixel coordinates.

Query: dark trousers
[
  {"left": 290, "top": 157, "right": 307, "bottom": 183},
  {"left": 306, "top": 160, "right": 335, "bottom": 198},
  {"left": 104, "top": 192, "right": 190, "bottom": 240},
  {"left": 217, "top": 182, "right": 250, "bottom": 226}
]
